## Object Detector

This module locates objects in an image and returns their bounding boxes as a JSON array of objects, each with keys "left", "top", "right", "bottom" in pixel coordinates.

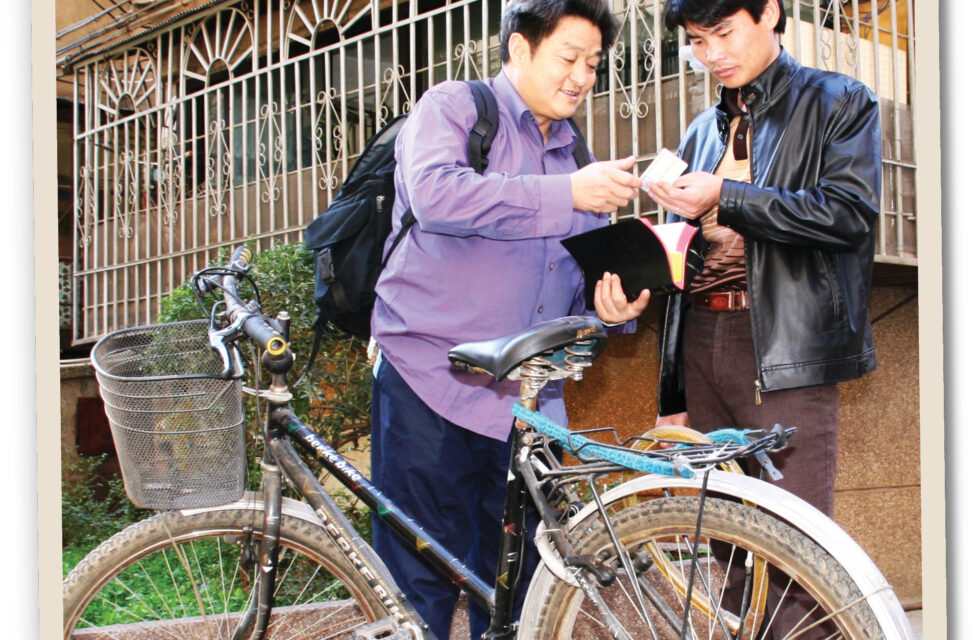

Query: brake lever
[{"left": 209, "top": 320, "right": 247, "bottom": 379}]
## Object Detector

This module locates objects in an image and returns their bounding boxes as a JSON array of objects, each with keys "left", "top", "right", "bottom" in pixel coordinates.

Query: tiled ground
[{"left": 448, "top": 598, "right": 926, "bottom": 638}]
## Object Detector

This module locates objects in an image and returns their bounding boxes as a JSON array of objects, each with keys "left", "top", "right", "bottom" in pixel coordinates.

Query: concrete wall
[
  {"left": 60, "top": 359, "right": 101, "bottom": 484},
  {"left": 564, "top": 282, "right": 922, "bottom": 606}
]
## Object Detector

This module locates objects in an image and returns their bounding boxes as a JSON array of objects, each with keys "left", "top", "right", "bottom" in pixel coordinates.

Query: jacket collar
[{"left": 716, "top": 48, "right": 800, "bottom": 122}]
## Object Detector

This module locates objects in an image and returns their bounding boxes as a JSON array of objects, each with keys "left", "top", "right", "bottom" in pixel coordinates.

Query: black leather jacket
[{"left": 658, "top": 49, "right": 881, "bottom": 416}]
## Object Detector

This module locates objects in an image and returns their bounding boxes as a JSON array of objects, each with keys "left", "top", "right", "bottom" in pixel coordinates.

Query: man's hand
[
  {"left": 571, "top": 156, "right": 643, "bottom": 213},
  {"left": 594, "top": 272, "right": 650, "bottom": 324},
  {"left": 655, "top": 412, "right": 689, "bottom": 427},
  {"left": 646, "top": 171, "right": 723, "bottom": 220}
]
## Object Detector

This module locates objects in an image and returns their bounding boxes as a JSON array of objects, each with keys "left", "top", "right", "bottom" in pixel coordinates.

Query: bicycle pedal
[{"left": 352, "top": 616, "right": 420, "bottom": 640}]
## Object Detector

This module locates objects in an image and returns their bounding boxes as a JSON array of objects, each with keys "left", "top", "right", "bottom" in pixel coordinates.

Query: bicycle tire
[
  {"left": 619, "top": 425, "right": 764, "bottom": 631},
  {"left": 63, "top": 494, "right": 388, "bottom": 640},
  {"left": 519, "top": 496, "right": 886, "bottom": 640}
]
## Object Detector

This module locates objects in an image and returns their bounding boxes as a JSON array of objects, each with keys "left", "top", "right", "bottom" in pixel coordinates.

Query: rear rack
[{"left": 511, "top": 404, "right": 794, "bottom": 479}]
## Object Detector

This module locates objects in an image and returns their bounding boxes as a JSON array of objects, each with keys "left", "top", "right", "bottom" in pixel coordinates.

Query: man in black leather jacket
[
  {"left": 594, "top": 1, "right": 881, "bottom": 635},
  {"left": 595, "top": 0, "right": 881, "bottom": 517}
]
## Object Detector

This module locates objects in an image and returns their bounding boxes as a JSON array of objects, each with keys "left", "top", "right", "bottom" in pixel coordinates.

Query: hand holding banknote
[{"left": 642, "top": 149, "right": 722, "bottom": 220}]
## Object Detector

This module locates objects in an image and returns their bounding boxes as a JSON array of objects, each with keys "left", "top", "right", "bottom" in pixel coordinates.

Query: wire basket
[{"left": 91, "top": 319, "right": 246, "bottom": 509}]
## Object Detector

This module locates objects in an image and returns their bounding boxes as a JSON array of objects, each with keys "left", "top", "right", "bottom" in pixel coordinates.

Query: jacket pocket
[{"left": 811, "top": 251, "right": 845, "bottom": 335}]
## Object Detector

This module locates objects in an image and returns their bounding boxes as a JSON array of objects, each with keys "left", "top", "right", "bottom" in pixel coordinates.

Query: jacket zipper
[{"left": 743, "top": 98, "right": 763, "bottom": 406}]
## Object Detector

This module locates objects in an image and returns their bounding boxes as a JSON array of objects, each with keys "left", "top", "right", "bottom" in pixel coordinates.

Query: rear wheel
[
  {"left": 63, "top": 495, "right": 387, "bottom": 640},
  {"left": 520, "top": 496, "right": 885, "bottom": 640}
]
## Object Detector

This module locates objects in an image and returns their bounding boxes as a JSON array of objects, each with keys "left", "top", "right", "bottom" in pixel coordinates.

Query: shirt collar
[
  {"left": 719, "top": 86, "right": 746, "bottom": 117},
  {"left": 490, "top": 70, "right": 579, "bottom": 151}
]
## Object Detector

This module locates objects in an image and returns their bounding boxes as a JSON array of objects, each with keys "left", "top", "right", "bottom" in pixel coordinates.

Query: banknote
[{"left": 640, "top": 148, "right": 688, "bottom": 188}]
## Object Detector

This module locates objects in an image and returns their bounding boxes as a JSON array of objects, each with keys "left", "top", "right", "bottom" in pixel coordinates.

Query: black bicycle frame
[{"left": 264, "top": 403, "right": 532, "bottom": 640}]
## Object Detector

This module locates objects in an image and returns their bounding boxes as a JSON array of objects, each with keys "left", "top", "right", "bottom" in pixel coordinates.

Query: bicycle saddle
[{"left": 448, "top": 316, "right": 608, "bottom": 380}]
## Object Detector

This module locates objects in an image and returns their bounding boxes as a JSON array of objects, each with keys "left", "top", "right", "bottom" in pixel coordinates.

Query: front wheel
[
  {"left": 519, "top": 496, "right": 886, "bottom": 640},
  {"left": 63, "top": 493, "right": 388, "bottom": 640}
]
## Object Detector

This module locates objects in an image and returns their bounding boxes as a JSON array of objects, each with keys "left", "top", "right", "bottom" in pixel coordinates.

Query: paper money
[{"left": 640, "top": 149, "right": 688, "bottom": 188}]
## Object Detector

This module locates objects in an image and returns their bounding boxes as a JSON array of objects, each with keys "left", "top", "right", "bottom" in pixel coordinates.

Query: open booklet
[{"left": 561, "top": 218, "right": 704, "bottom": 310}]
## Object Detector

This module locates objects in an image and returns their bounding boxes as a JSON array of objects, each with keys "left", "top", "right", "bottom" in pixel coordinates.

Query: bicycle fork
[{"left": 231, "top": 459, "right": 283, "bottom": 640}]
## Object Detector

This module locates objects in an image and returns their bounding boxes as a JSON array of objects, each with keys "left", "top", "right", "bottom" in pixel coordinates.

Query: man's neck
[{"left": 502, "top": 63, "right": 553, "bottom": 142}]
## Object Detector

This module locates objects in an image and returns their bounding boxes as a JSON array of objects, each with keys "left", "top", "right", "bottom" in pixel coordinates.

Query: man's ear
[
  {"left": 508, "top": 32, "right": 531, "bottom": 67},
  {"left": 761, "top": 0, "right": 782, "bottom": 29}
]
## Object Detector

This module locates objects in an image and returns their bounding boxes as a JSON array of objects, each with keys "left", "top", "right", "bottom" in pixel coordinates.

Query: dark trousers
[
  {"left": 682, "top": 306, "right": 839, "bottom": 514},
  {"left": 370, "top": 357, "right": 538, "bottom": 640},
  {"left": 683, "top": 307, "right": 840, "bottom": 638}
]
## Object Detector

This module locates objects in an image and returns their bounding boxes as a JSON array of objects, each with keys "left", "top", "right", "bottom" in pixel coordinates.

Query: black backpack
[{"left": 304, "top": 80, "right": 590, "bottom": 341}]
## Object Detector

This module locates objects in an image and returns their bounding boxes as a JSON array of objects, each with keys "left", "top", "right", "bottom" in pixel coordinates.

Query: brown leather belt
[{"left": 691, "top": 290, "right": 750, "bottom": 312}]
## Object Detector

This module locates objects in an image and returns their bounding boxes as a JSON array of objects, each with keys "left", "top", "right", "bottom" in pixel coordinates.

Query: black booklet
[{"left": 561, "top": 218, "right": 703, "bottom": 309}]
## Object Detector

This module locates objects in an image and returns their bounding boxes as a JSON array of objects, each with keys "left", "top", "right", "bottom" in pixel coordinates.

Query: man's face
[
  {"left": 685, "top": 1, "right": 781, "bottom": 89},
  {"left": 510, "top": 15, "right": 603, "bottom": 130}
]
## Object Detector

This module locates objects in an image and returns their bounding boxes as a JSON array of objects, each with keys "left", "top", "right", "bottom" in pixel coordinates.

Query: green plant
[
  {"left": 64, "top": 243, "right": 374, "bottom": 581},
  {"left": 61, "top": 452, "right": 147, "bottom": 556}
]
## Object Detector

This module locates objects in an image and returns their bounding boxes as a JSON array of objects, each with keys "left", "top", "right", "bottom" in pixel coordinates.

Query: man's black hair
[
  {"left": 663, "top": 0, "right": 786, "bottom": 34},
  {"left": 500, "top": 0, "right": 620, "bottom": 63}
]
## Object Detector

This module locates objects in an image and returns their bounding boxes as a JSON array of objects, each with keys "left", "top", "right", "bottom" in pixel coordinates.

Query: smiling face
[
  {"left": 684, "top": 0, "right": 782, "bottom": 89},
  {"left": 505, "top": 15, "right": 603, "bottom": 138}
]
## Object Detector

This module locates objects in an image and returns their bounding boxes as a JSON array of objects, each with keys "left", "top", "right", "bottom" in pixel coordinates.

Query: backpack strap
[
  {"left": 565, "top": 117, "right": 592, "bottom": 168},
  {"left": 380, "top": 209, "right": 416, "bottom": 269},
  {"left": 464, "top": 80, "right": 499, "bottom": 173}
]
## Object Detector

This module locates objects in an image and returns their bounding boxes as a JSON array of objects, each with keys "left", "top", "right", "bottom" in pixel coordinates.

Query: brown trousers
[
  {"left": 682, "top": 306, "right": 841, "bottom": 639},
  {"left": 682, "top": 306, "right": 839, "bottom": 515}
]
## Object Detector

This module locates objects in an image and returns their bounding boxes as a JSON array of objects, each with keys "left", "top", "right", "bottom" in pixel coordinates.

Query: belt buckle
[{"left": 709, "top": 291, "right": 735, "bottom": 312}]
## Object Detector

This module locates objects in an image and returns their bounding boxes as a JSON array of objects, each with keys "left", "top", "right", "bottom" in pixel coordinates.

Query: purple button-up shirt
[{"left": 371, "top": 70, "right": 610, "bottom": 441}]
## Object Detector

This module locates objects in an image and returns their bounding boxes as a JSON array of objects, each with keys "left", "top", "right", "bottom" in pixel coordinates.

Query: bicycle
[{"left": 63, "top": 246, "right": 913, "bottom": 640}]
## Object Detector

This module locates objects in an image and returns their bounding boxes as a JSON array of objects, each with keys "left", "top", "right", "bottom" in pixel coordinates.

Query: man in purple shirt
[{"left": 369, "top": 1, "right": 642, "bottom": 637}]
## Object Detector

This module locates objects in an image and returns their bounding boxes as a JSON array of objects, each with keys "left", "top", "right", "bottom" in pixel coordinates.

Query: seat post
[
  {"left": 518, "top": 383, "right": 539, "bottom": 410},
  {"left": 487, "top": 372, "right": 539, "bottom": 639}
]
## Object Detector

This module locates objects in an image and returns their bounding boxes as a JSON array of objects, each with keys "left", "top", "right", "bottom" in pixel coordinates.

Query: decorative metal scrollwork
[
  {"left": 182, "top": 8, "right": 255, "bottom": 90},
  {"left": 314, "top": 89, "right": 342, "bottom": 192},
  {"left": 818, "top": 0, "right": 859, "bottom": 73},
  {"left": 95, "top": 48, "right": 157, "bottom": 120},
  {"left": 257, "top": 102, "right": 285, "bottom": 204},
  {"left": 205, "top": 118, "right": 232, "bottom": 216},
  {"left": 608, "top": 2, "right": 656, "bottom": 121},
  {"left": 284, "top": 0, "right": 373, "bottom": 57},
  {"left": 379, "top": 66, "right": 414, "bottom": 127}
]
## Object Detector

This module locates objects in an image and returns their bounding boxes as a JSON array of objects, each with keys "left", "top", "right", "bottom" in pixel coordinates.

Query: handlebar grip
[
  {"left": 231, "top": 245, "right": 253, "bottom": 267},
  {"left": 224, "top": 246, "right": 287, "bottom": 355},
  {"left": 242, "top": 313, "right": 288, "bottom": 356}
]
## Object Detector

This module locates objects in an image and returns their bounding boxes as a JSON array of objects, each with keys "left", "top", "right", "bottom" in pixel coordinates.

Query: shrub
[
  {"left": 64, "top": 242, "right": 374, "bottom": 575},
  {"left": 61, "top": 452, "right": 147, "bottom": 555}
]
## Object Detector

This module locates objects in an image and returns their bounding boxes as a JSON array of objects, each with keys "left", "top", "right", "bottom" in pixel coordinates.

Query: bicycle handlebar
[{"left": 222, "top": 247, "right": 288, "bottom": 356}]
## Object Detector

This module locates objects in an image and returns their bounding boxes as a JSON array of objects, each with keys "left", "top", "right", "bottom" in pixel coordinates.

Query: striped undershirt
[{"left": 688, "top": 115, "right": 751, "bottom": 293}]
